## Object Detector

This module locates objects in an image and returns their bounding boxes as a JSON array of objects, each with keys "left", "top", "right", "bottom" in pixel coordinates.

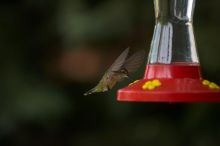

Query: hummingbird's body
[{"left": 84, "top": 48, "right": 145, "bottom": 96}]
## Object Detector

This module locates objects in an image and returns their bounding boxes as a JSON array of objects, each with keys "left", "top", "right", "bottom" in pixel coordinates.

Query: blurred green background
[{"left": 1, "top": 0, "right": 220, "bottom": 146}]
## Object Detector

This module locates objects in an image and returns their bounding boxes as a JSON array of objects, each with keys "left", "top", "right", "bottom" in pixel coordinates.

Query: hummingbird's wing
[
  {"left": 108, "top": 48, "right": 129, "bottom": 72},
  {"left": 122, "top": 50, "right": 145, "bottom": 74}
]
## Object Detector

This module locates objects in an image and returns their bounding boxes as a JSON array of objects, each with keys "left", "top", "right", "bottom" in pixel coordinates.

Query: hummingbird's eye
[{"left": 121, "top": 69, "right": 128, "bottom": 74}]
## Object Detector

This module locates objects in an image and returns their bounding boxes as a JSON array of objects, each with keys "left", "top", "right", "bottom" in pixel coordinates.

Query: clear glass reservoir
[{"left": 148, "top": 0, "right": 199, "bottom": 64}]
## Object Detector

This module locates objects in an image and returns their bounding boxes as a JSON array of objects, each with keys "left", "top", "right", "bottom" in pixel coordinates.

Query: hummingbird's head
[
  {"left": 121, "top": 74, "right": 129, "bottom": 78},
  {"left": 112, "top": 69, "right": 129, "bottom": 78}
]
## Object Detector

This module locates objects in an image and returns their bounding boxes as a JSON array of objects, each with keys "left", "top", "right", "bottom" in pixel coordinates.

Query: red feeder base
[{"left": 117, "top": 63, "right": 220, "bottom": 102}]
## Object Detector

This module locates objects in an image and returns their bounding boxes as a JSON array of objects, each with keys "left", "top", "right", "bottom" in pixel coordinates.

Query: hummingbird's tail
[{"left": 83, "top": 88, "right": 96, "bottom": 96}]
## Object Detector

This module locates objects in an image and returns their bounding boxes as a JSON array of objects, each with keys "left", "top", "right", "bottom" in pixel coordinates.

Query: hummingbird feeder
[{"left": 117, "top": 0, "right": 220, "bottom": 102}]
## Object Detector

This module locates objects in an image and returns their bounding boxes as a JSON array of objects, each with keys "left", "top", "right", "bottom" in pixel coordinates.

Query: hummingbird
[{"left": 84, "top": 48, "right": 145, "bottom": 96}]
